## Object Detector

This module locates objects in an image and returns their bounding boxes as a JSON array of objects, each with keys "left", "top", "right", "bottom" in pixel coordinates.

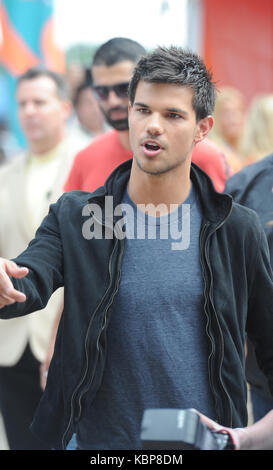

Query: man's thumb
[{"left": 5, "top": 261, "right": 29, "bottom": 278}]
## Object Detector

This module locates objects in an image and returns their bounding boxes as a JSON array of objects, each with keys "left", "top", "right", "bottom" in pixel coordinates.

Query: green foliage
[{"left": 65, "top": 43, "right": 100, "bottom": 67}]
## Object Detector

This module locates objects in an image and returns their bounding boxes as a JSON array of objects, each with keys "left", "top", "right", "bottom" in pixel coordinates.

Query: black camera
[{"left": 141, "top": 408, "right": 234, "bottom": 450}]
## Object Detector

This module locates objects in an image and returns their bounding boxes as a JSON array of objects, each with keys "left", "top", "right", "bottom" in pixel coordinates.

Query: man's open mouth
[{"left": 142, "top": 140, "right": 163, "bottom": 157}]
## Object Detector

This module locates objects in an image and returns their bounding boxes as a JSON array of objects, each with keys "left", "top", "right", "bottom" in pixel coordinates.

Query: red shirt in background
[
  {"left": 193, "top": 138, "right": 232, "bottom": 192},
  {"left": 64, "top": 129, "right": 231, "bottom": 194}
]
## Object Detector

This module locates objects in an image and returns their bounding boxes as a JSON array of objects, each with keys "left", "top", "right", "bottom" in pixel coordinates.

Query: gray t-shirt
[{"left": 77, "top": 184, "right": 216, "bottom": 450}]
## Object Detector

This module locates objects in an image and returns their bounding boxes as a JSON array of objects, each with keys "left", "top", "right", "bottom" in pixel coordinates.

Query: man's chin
[
  {"left": 106, "top": 118, "right": 129, "bottom": 131},
  {"left": 134, "top": 154, "right": 182, "bottom": 176}
]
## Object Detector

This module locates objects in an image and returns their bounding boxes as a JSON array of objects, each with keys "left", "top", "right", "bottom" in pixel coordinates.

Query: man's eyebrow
[
  {"left": 166, "top": 107, "right": 189, "bottom": 116},
  {"left": 134, "top": 102, "right": 189, "bottom": 116},
  {"left": 134, "top": 102, "right": 149, "bottom": 108}
]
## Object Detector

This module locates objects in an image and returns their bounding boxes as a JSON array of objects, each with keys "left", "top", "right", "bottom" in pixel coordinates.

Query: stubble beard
[
  {"left": 134, "top": 143, "right": 195, "bottom": 177},
  {"left": 101, "top": 107, "right": 129, "bottom": 131},
  {"left": 134, "top": 154, "right": 181, "bottom": 176}
]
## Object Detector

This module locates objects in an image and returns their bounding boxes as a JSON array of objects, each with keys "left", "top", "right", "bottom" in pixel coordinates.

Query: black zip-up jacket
[{"left": 1, "top": 159, "right": 273, "bottom": 450}]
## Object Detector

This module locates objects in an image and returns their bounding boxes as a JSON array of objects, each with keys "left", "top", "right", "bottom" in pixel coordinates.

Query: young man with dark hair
[
  {"left": 64, "top": 38, "right": 231, "bottom": 194},
  {"left": 0, "top": 47, "right": 272, "bottom": 450}
]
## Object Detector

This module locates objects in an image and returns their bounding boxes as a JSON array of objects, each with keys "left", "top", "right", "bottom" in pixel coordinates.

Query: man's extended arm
[
  {"left": 0, "top": 201, "right": 64, "bottom": 317},
  {"left": 0, "top": 259, "right": 29, "bottom": 308}
]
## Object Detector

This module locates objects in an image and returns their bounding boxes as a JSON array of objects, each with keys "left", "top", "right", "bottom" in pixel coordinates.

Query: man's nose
[
  {"left": 22, "top": 102, "right": 36, "bottom": 115},
  {"left": 107, "top": 89, "right": 123, "bottom": 107},
  {"left": 146, "top": 114, "right": 164, "bottom": 136}
]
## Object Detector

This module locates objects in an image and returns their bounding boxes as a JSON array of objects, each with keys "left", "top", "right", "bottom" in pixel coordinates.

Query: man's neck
[
  {"left": 29, "top": 133, "right": 64, "bottom": 156},
  {"left": 127, "top": 159, "right": 192, "bottom": 216},
  {"left": 118, "top": 130, "right": 131, "bottom": 151}
]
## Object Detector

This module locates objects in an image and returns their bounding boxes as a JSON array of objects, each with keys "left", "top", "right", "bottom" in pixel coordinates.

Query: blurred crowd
[
  {"left": 0, "top": 62, "right": 108, "bottom": 167},
  {"left": 1, "top": 61, "right": 273, "bottom": 174},
  {"left": 209, "top": 85, "right": 273, "bottom": 171},
  {"left": 0, "top": 37, "right": 272, "bottom": 451}
]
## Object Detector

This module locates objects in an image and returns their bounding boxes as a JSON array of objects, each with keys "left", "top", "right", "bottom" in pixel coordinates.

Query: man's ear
[
  {"left": 194, "top": 115, "right": 214, "bottom": 144},
  {"left": 62, "top": 100, "right": 73, "bottom": 122}
]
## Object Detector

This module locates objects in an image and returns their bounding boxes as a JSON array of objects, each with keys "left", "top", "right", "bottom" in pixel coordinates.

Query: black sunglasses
[{"left": 92, "top": 82, "right": 129, "bottom": 100}]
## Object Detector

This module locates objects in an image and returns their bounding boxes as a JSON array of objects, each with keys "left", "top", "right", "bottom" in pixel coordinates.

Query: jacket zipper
[
  {"left": 61, "top": 209, "right": 126, "bottom": 449},
  {"left": 202, "top": 221, "right": 233, "bottom": 426},
  {"left": 199, "top": 223, "right": 217, "bottom": 413},
  {"left": 61, "top": 237, "right": 120, "bottom": 449},
  {"left": 76, "top": 238, "right": 125, "bottom": 422}
]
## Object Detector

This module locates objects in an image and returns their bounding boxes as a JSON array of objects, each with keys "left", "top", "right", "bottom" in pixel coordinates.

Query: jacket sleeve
[
  {"left": 0, "top": 200, "right": 64, "bottom": 319},
  {"left": 246, "top": 222, "right": 273, "bottom": 396}
]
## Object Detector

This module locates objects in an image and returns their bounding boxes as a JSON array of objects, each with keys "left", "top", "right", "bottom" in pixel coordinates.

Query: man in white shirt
[{"left": 0, "top": 66, "right": 86, "bottom": 449}]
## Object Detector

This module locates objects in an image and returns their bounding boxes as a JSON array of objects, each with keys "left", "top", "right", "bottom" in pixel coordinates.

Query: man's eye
[
  {"left": 136, "top": 108, "right": 149, "bottom": 113},
  {"left": 168, "top": 113, "right": 181, "bottom": 119}
]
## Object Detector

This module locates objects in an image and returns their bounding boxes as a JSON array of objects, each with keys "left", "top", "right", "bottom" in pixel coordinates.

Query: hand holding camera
[{"left": 141, "top": 408, "right": 236, "bottom": 450}]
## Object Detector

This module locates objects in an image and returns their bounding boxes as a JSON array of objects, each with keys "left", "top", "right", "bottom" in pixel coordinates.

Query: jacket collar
[
  {"left": 88, "top": 158, "right": 233, "bottom": 226},
  {"left": 190, "top": 162, "right": 233, "bottom": 225}
]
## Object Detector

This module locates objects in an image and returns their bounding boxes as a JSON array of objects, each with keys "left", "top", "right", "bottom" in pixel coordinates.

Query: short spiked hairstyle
[{"left": 128, "top": 46, "right": 216, "bottom": 122}]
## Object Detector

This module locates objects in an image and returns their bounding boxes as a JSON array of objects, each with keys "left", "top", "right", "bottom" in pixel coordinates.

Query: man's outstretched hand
[{"left": 0, "top": 258, "right": 28, "bottom": 308}]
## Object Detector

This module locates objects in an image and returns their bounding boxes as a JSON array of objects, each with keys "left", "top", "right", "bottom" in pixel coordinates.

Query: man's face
[
  {"left": 92, "top": 61, "right": 135, "bottom": 131},
  {"left": 128, "top": 80, "right": 212, "bottom": 176},
  {"left": 17, "top": 76, "right": 70, "bottom": 148}
]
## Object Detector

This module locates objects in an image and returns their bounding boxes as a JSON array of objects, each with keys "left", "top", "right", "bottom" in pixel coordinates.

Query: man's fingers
[
  {"left": 195, "top": 410, "right": 222, "bottom": 431},
  {"left": 0, "top": 292, "right": 16, "bottom": 304},
  {"left": 0, "top": 267, "right": 16, "bottom": 294},
  {"left": 0, "top": 288, "right": 26, "bottom": 307},
  {"left": 5, "top": 261, "right": 29, "bottom": 279},
  {"left": 1, "top": 288, "right": 26, "bottom": 302},
  {"left": 0, "top": 259, "right": 28, "bottom": 307}
]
